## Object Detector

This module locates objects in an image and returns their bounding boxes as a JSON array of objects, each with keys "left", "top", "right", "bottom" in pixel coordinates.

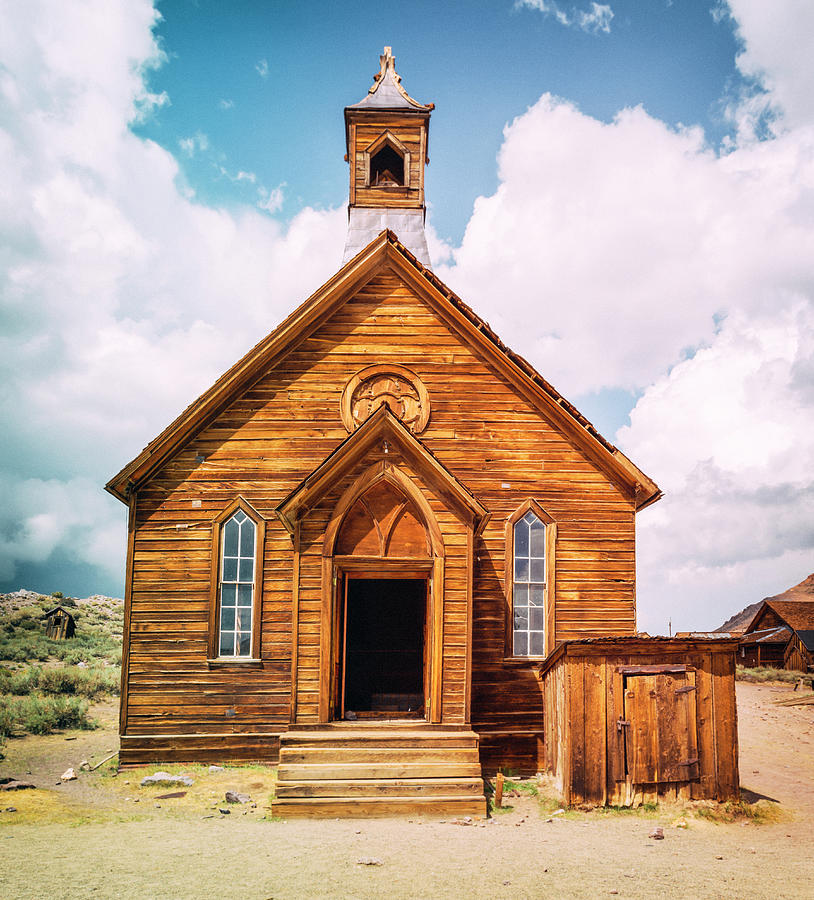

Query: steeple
[{"left": 342, "top": 47, "right": 433, "bottom": 267}]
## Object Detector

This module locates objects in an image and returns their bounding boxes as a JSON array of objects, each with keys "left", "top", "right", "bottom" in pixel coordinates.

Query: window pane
[
  {"left": 233, "top": 510, "right": 247, "bottom": 524},
  {"left": 514, "top": 557, "right": 529, "bottom": 581},
  {"left": 531, "top": 558, "right": 546, "bottom": 583},
  {"left": 240, "top": 518, "right": 255, "bottom": 558},
  {"left": 220, "top": 583, "right": 237, "bottom": 606},
  {"left": 530, "top": 607, "right": 544, "bottom": 631},
  {"left": 235, "top": 606, "right": 250, "bottom": 632},
  {"left": 514, "top": 607, "right": 528, "bottom": 630},
  {"left": 530, "top": 522, "right": 545, "bottom": 557},
  {"left": 222, "top": 557, "right": 238, "bottom": 582},
  {"left": 223, "top": 520, "right": 239, "bottom": 557},
  {"left": 513, "top": 583, "right": 528, "bottom": 606},
  {"left": 220, "top": 630, "right": 234, "bottom": 656},
  {"left": 220, "top": 607, "right": 235, "bottom": 631},
  {"left": 237, "top": 584, "right": 253, "bottom": 607},
  {"left": 513, "top": 631, "right": 528, "bottom": 656},
  {"left": 529, "top": 585, "right": 544, "bottom": 607},
  {"left": 238, "top": 633, "right": 251, "bottom": 656},
  {"left": 239, "top": 556, "right": 254, "bottom": 583},
  {"left": 530, "top": 631, "right": 545, "bottom": 655},
  {"left": 514, "top": 520, "right": 529, "bottom": 557},
  {"left": 523, "top": 511, "right": 537, "bottom": 525}
]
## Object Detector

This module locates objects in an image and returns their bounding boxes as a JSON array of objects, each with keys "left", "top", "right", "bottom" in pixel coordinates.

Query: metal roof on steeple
[{"left": 346, "top": 46, "right": 433, "bottom": 111}]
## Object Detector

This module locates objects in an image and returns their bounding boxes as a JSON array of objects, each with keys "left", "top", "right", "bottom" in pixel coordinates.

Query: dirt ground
[{"left": 1, "top": 682, "right": 812, "bottom": 900}]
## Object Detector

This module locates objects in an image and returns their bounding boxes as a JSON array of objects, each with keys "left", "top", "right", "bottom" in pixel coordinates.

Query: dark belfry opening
[
  {"left": 370, "top": 143, "right": 405, "bottom": 186},
  {"left": 342, "top": 578, "right": 425, "bottom": 718}
]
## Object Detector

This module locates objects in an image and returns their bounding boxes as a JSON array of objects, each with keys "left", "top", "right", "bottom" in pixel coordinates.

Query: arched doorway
[{"left": 323, "top": 469, "right": 444, "bottom": 722}]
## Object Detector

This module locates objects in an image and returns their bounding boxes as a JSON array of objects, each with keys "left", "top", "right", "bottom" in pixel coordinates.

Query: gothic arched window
[
  {"left": 506, "top": 501, "right": 556, "bottom": 659},
  {"left": 208, "top": 500, "right": 265, "bottom": 662}
]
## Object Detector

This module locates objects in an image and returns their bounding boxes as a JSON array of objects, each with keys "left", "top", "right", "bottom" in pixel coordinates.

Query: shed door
[{"left": 624, "top": 671, "right": 698, "bottom": 783}]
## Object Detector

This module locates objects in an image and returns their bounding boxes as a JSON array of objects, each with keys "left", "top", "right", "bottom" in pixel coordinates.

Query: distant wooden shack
[
  {"left": 43, "top": 606, "right": 76, "bottom": 640},
  {"left": 539, "top": 637, "right": 740, "bottom": 807},
  {"left": 741, "top": 600, "right": 814, "bottom": 671}
]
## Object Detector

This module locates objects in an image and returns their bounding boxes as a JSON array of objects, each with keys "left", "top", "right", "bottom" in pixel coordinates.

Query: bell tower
[{"left": 343, "top": 47, "right": 433, "bottom": 267}]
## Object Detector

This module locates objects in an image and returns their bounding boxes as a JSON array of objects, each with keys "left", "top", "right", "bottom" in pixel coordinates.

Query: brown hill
[{"left": 716, "top": 573, "right": 814, "bottom": 633}]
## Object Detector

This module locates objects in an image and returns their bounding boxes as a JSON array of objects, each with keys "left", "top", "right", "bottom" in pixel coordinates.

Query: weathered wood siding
[
  {"left": 784, "top": 633, "right": 813, "bottom": 672},
  {"left": 121, "top": 268, "right": 637, "bottom": 764}
]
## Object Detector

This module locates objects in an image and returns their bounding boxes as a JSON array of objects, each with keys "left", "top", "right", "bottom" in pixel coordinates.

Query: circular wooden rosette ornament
[{"left": 340, "top": 364, "right": 430, "bottom": 434}]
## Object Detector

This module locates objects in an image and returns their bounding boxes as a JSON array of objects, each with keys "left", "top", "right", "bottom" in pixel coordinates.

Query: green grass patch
[
  {"left": 694, "top": 799, "right": 782, "bottom": 824},
  {"left": 0, "top": 693, "right": 97, "bottom": 736},
  {"left": 736, "top": 665, "right": 807, "bottom": 685},
  {"left": 0, "top": 665, "right": 119, "bottom": 699}
]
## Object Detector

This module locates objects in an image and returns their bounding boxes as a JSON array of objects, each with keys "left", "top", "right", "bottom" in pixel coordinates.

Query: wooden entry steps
[{"left": 272, "top": 726, "right": 487, "bottom": 818}]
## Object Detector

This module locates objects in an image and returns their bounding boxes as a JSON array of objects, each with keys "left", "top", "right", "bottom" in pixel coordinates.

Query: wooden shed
[
  {"left": 539, "top": 637, "right": 740, "bottom": 807},
  {"left": 43, "top": 605, "right": 76, "bottom": 640}
]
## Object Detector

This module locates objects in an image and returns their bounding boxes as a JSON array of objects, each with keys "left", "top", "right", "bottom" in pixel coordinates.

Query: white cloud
[
  {"left": 258, "top": 183, "right": 286, "bottom": 214},
  {"left": 178, "top": 131, "right": 209, "bottom": 157},
  {"left": 723, "top": 0, "right": 814, "bottom": 136},
  {"left": 255, "top": 58, "right": 269, "bottom": 78},
  {"left": 618, "top": 305, "right": 814, "bottom": 631},
  {"left": 0, "top": 0, "right": 346, "bottom": 589},
  {"left": 218, "top": 98, "right": 234, "bottom": 110},
  {"left": 517, "top": 0, "right": 613, "bottom": 33}
]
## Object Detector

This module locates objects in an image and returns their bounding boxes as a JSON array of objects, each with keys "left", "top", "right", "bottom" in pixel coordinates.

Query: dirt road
[{"left": 1, "top": 682, "right": 812, "bottom": 900}]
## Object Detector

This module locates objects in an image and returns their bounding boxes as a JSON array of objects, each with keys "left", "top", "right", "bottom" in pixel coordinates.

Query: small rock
[
  {"left": 61, "top": 768, "right": 77, "bottom": 782},
  {"left": 225, "top": 791, "right": 251, "bottom": 804},
  {"left": 155, "top": 804, "right": 161, "bottom": 809},
  {"left": 140, "top": 772, "right": 194, "bottom": 788},
  {"left": 649, "top": 827, "right": 665, "bottom": 840},
  {"left": 155, "top": 791, "right": 187, "bottom": 800},
  {"left": 715, "top": 855, "right": 723, "bottom": 860},
  {"left": 79, "top": 760, "right": 90, "bottom": 771},
  {"left": 355, "top": 829, "right": 362, "bottom": 834},
  {"left": 552, "top": 808, "right": 565, "bottom": 816},
  {"left": 77, "top": 661, "right": 88, "bottom": 668},
  {"left": 5, "top": 807, "right": 17, "bottom": 812},
  {"left": 610, "top": 892, "right": 619, "bottom": 896},
  {"left": 219, "top": 808, "right": 230, "bottom": 815},
  {"left": 208, "top": 765, "right": 224, "bottom": 774},
  {"left": 356, "top": 857, "right": 383, "bottom": 866}
]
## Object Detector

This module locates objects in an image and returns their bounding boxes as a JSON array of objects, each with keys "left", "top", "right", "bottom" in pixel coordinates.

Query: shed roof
[
  {"left": 797, "top": 630, "right": 814, "bottom": 652},
  {"left": 346, "top": 46, "right": 431, "bottom": 112},
  {"left": 739, "top": 626, "right": 791, "bottom": 646},
  {"left": 106, "top": 230, "right": 661, "bottom": 510}
]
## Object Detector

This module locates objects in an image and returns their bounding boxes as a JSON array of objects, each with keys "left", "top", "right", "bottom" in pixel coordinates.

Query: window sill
[
  {"left": 502, "top": 656, "right": 547, "bottom": 666},
  {"left": 207, "top": 658, "right": 263, "bottom": 669}
]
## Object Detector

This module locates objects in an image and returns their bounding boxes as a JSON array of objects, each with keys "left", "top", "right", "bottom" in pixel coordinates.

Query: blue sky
[
  {"left": 137, "top": 0, "right": 746, "bottom": 243},
  {"left": 1, "top": 0, "right": 813, "bottom": 633}
]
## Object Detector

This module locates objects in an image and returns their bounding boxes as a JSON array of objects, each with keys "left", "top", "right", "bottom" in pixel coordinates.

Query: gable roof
[
  {"left": 276, "top": 403, "right": 488, "bottom": 533},
  {"left": 106, "top": 230, "right": 661, "bottom": 509},
  {"left": 746, "top": 599, "right": 814, "bottom": 636}
]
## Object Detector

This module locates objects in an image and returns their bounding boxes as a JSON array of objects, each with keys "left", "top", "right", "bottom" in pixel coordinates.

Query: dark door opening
[{"left": 341, "top": 578, "right": 426, "bottom": 719}]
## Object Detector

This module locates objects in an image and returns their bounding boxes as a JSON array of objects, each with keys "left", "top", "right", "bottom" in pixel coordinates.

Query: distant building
[{"left": 42, "top": 605, "right": 76, "bottom": 640}]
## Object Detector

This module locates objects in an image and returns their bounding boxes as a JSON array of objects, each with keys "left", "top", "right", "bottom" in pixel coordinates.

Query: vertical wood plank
[
  {"left": 692, "top": 653, "right": 715, "bottom": 800},
  {"left": 289, "top": 528, "right": 301, "bottom": 722},
  {"left": 569, "top": 658, "right": 586, "bottom": 804},
  {"left": 119, "top": 493, "right": 137, "bottom": 735},
  {"left": 712, "top": 650, "right": 740, "bottom": 801}
]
